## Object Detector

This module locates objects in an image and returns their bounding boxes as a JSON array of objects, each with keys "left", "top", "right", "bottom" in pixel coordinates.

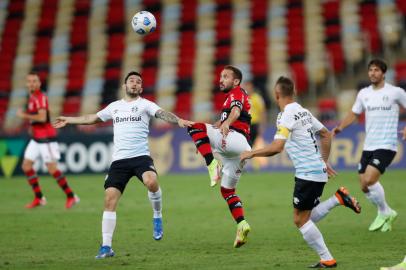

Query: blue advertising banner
[{"left": 0, "top": 124, "right": 405, "bottom": 178}]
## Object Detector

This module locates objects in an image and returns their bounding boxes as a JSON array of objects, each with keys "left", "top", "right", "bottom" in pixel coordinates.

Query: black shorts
[
  {"left": 293, "top": 178, "right": 325, "bottom": 210},
  {"left": 104, "top": 155, "right": 157, "bottom": 193},
  {"left": 358, "top": 149, "right": 396, "bottom": 174}
]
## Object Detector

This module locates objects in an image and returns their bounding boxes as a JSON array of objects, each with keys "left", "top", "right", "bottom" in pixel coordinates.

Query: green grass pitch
[{"left": 0, "top": 170, "right": 405, "bottom": 270}]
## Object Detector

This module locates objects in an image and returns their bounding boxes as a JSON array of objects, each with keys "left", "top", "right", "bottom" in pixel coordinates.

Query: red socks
[
  {"left": 187, "top": 123, "right": 214, "bottom": 165},
  {"left": 221, "top": 187, "right": 245, "bottom": 223},
  {"left": 25, "top": 169, "right": 43, "bottom": 198},
  {"left": 52, "top": 170, "right": 74, "bottom": 198}
]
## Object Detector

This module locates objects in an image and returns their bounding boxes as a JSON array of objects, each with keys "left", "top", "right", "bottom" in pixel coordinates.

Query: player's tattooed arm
[
  {"left": 155, "top": 109, "right": 179, "bottom": 124},
  {"left": 155, "top": 109, "right": 195, "bottom": 127}
]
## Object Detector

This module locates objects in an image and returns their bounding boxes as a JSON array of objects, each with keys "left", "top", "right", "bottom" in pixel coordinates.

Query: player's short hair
[
  {"left": 125, "top": 71, "right": 142, "bottom": 83},
  {"left": 224, "top": 65, "right": 243, "bottom": 85},
  {"left": 275, "top": 76, "right": 295, "bottom": 97},
  {"left": 27, "top": 71, "right": 41, "bottom": 81},
  {"left": 368, "top": 58, "right": 387, "bottom": 73}
]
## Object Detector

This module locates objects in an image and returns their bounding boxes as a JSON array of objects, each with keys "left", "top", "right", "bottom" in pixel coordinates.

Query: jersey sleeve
[
  {"left": 146, "top": 100, "right": 162, "bottom": 117},
  {"left": 36, "top": 94, "right": 48, "bottom": 110},
  {"left": 96, "top": 104, "right": 112, "bottom": 122},
  {"left": 351, "top": 91, "right": 364, "bottom": 114},
  {"left": 38, "top": 95, "right": 48, "bottom": 110},
  {"left": 310, "top": 113, "right": 325, "bottom": 132},
  {"left": 396, "top": 87, "right": 406, "bottom": 108},
  {"left": 228, "top": 91, "right": 244, "bottom": 111},
  {"left": 274, "top": 110, "right": 295, "bottom": 140}
]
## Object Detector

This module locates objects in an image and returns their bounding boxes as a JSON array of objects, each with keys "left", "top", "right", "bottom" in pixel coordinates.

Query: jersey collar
[
  {"left": 225, "top": 85, "right": 241, "bottom": 94},
  {"left": 32, "top": 89, "right": 41, "bottom": 95}
]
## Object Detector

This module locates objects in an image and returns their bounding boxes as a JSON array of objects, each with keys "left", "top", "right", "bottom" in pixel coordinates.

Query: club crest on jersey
[
  {"left": 113, "top": 109, "right": 118, "bottom": 114},
  {"left": 382, "top": 95, "right": 389, "bottom": 102},
  {"left": 131, "top": 106, "right": 138, "bottom": 113}
]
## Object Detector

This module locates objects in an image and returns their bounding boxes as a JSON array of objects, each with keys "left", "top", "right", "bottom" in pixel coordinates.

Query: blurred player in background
[
  {"left": 187, "top": 65, "right": 252, "bottom": 248},
  {"left": 241, "top": 76, "right": 361, "bottom": 268},
  {"left": 17, "top": 72, "right": 79, "bottom": 209},
  {"left": 244, "top": 81, "right": 267, "bottom": 169},
  {"left": 54, "top": 71, "right": 193, "bottom": 259},
  {"left": 333, "top": 59, "right": 406, "bottom": 232},
  {"left": 244, "top": 81, "right": 266, "bottom": 146}
]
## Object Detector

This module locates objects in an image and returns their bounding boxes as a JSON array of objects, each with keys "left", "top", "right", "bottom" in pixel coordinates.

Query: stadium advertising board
[{"left": 0, "top": 124, "right": 405, "bottom": 177}]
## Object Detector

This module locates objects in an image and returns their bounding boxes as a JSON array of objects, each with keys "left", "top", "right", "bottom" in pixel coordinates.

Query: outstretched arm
[
  {"left": 332, "top": 111, "right": 358, "bottom": 136},
  {"left": 53, "top": 114, "right": 102, "bottom": 128},
  {"left": 240, "top": 139, "right": 285, "bottom": 162},
  {"left": 155, "top": 109, "right": 194, "bottom": 127}
]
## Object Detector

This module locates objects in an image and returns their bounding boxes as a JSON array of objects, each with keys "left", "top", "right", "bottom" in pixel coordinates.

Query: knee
[
  {"left": 145, "top": 181, "right": 158, "bottom": 192},
  {"left": 293, "top": 213, "right": 309, "bottom": 228},
  {"left": 293, "top": 216, "right": 302, "bottom": 228},
  {"left": 21, "top": 161, "right": 32, "bottom": 173},
  {"left": 48, "top": 168, "right": 56, "bottom": 176},
  {"left": 360, "top": 182, "right": 369, "bottom": 193},
  {"left": 104, "top": 193, "right": 118, "bottom": 211},
  {"left": 144, "top": 176, "right": 159, "bottom": 192},
  {"left": 47, "top": 165, "right": 58, "bottom": 175},
  {"left": 359, "top": 175, "right": 373, "bottom": 192}
]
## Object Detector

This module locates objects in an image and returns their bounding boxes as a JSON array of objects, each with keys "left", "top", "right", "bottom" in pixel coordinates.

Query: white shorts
[
  {"left": 24, "top": 139, "right": 61, "bottom": 164},
  {"left": 206, "top": 124, "right": 251, "bottom": 189}
]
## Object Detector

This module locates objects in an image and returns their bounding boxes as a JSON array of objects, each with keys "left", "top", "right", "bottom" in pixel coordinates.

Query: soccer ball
[{"left": 131, "top": 11, "right": 156, "bottom": 35}]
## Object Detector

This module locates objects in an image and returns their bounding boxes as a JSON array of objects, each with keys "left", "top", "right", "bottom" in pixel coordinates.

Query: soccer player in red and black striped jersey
[
  {"left": 17, "top": 72, "right": 79, "bottom": 209},
  {"left": 187, "top": 65, "right": 252, "bottom": 248}
]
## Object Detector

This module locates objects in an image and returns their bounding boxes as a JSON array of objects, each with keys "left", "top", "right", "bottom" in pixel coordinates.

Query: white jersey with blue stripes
[
  {"left": 97, "top": 98, "right": 161, "bottom": 162},
  {"left": 274, "top": 102, "right": 328, "bottom": 182},
  {"left": 352, "top": 83, "right": 406, "bottom": 152}
]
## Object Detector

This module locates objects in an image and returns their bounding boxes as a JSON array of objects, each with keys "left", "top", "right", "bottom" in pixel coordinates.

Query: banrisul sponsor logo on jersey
[{"left": 113, "top": 115, "right": 142, "bottom": 124}]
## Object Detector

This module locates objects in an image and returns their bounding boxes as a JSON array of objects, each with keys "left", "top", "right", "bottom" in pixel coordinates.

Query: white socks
[
  {"left": 148, "top": 188, "right": 162, "bottom": 218},
  {"left": 100, "top": 188, "right": 161, "bottom": 248},
  {"left": 310, "top": 196, "right": 340, "bottom": 223},
  {"left": 102, "top": 211, "right": 116, "bottom": 247},
  {"left": 366, "top": 182, "right": 392, "bottom": 215},
  {"left": 299, "top": 220, "right": 333, "bottom": 261}
]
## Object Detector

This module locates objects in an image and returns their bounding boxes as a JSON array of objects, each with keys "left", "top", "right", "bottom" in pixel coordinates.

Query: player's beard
[
  {"left": 126, "top": 87, "right": 141, "bottom": 98},
  {"left": 220, "top": 83, "right": 233, "bottom": 93},
  {"left": 370, "top": 76, "right": 384, "bottom": 87}
]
